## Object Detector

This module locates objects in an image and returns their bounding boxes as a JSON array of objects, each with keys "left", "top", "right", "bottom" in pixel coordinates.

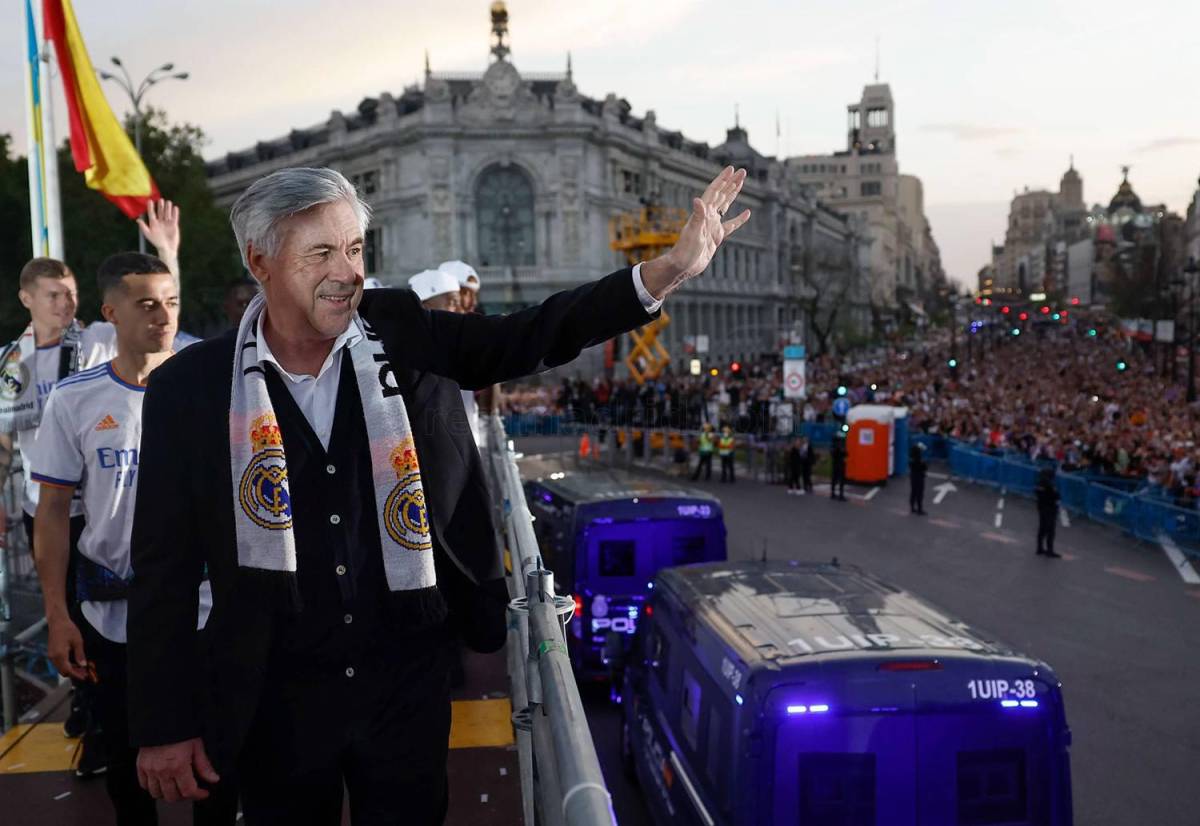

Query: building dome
[{"left": 1108, "top": 167, "right": 1142, "bottom": 214}]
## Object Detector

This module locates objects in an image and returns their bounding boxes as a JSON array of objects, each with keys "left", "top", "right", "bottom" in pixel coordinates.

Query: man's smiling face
[{"left": 250, "top": 199, "right": 364, "bottom": 340}]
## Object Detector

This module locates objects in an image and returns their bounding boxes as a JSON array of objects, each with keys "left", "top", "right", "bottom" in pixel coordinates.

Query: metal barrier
[
  {"left": 483, "top": 414, "right": 615, "bottom": 826},
  {"left": 947, "top": 442, "right": 1200, "bottom": 561}
]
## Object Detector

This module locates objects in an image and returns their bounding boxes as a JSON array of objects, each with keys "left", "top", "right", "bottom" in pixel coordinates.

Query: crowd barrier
[{"left": 948, "top": 443, "right": 1200, "bottom": 561}]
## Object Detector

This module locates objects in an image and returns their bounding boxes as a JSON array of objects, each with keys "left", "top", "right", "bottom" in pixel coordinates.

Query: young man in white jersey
[
  {"left": 0, "top": 203, "right": 182, "bottom": 777},
  {"left": 31, "top": 252, "right": 228, "bottom": 825}
]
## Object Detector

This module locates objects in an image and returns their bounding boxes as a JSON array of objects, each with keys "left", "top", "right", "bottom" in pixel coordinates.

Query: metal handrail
[{"left": 483, "top": 414, "right": 615, "bottom": 826}]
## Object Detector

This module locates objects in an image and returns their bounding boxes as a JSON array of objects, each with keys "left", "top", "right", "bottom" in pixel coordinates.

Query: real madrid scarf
[
  {"left": 0, "top": 321, "right": 83, "bottom": 433},
  {"left": 229, "top": 293, "right": 435, "bottom": 593}
]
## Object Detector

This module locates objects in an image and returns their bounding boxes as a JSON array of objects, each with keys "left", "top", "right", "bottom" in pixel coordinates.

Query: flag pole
[
  {"left": 23, "top": 0, "right": 48, "bottom": 258},
  {"left": 37, "top": 2, "right": 64, "bottom": 259}
]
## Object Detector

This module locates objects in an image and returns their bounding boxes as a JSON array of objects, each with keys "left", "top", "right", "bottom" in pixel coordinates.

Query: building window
[
  {"left": 861, "top": 181, "right": 882, "bottom": 197},
  {"left": 364, "top": 227, "right": 381, "bottom": 275},
  {"left": 351, "top": 170, "right": 378, "bottom": 195},
  {"left": 476, "top": 165, "right": 536, "bottom": 267},
  {"left": 622, "top": 170, "right": 642, "bottom": 195},
  {"left": 867, "top": 107, "right": 889, "bottom": 128}
]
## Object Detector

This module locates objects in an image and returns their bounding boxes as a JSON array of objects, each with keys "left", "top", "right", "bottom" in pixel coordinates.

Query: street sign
[
  {"left": 832, "top": 397, "right": 851, "bottom": 418},
  {"left": 689, "top": 358, "right": 702, "bottom": 376},
  {"left": 783, "top": 345, "right": 806, "bottom": 360},
  {"left": 1155, "top": 320, "right": 1175, "bottom": 343},
  {"left": 782, "top": 345, "right": 806, "bottom": 400},
  {"left": 696, "top": 335, "right": 710, "bottom": 354}
]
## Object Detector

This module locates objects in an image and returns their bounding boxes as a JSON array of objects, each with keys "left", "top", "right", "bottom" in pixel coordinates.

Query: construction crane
[{"left": 609, "top": 204, "right": 689, "bottom": 384}]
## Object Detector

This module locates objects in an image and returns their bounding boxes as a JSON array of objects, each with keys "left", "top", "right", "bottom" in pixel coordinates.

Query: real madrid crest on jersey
[
  {"left": 383, "top": 437, "right": 432, "bottom": 551},
  {"left": 239, "top": 413, "right": 293, "bottom": 530}
]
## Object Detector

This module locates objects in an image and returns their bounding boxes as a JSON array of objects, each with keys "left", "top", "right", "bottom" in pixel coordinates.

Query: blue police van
[
  {"left": 521, "top": 461, "right": 727, "bottom": 677},
  {"left": 617, "top": 560, "right": 1073, "bottom": 825}
]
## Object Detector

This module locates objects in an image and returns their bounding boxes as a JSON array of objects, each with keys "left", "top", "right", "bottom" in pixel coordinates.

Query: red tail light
[
  {"left": 573, "top": 595, "right": 583, "bottom": 617},
  {"left": 879, "top": 661, "right": 943, "bottom": 672},
  {"left": 645, "top": 604, "right": 654, "bottom": 616}
]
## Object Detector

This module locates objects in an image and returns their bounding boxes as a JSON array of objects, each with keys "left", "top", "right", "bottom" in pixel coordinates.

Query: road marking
[
  {"left": 864, "top": 487, "right": 880, "bottom": 501},
  {"left": 980, "top": 531, "right": 1018, "bottom": 545},
  {"left": 1104, "top": 566, "right": 1155, "bottom": 583},
  {"left": 1060, "top": 552, "right": 1079, "bottom": 561},
  {"left": 928, "top": 518, "right": 961, "bottom": 529},
  {"left": 1157, "top": 534, "right": 1200, "bottom": 585},
  {"left": 997, "top": 497, "right": 1005, "bottom": 511},
  {"left": 54, "top": 792, "right": 71, "bottom": 801},
  {"left": 994, "top": 513, "right": 1003, "bottom": 528},
  {"left": 1060, "top": 509, "right": 1071, "bottom": 528},
  {"left": 6, "top": 763, "right": 26, "bottom": 771},
  {"left": 927, "top": 470, "right": 949, "bottom": 480},
  {"left": 932, "top": 482, "right": 957, "bottom": 504}
]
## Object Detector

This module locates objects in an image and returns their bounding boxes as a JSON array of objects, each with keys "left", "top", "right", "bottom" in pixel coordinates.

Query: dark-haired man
[{"left": 31, "top": 252, "right": 226, "bottom": 825}]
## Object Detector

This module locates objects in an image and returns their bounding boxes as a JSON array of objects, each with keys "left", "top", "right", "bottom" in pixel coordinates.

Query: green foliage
[{"left": 0, "top": 108, "right": 239, "bottom": 340}]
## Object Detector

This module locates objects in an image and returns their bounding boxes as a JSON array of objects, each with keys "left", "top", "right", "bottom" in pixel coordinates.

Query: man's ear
[
  {"left": 247, "top": 243, "right": 270, "bottom": 285},
  {"left": 100, "top": 301, "right": 117, "bottom": 325},
  {"left": 17, "top": 289, "right": 32, "bottom": 311}
]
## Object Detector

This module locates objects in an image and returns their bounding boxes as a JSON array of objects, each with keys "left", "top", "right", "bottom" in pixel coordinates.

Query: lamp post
[
  {"left": 1186, "top": 257, "right": 1199, "bottom": 403},
  {"left": 98, "top": 57, "right": 188, "bottom": 252}
]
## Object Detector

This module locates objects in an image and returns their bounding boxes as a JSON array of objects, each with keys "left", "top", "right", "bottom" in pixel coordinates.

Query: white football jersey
[{"left": 31, "top": 361, "right": 212, "bottom": 643}]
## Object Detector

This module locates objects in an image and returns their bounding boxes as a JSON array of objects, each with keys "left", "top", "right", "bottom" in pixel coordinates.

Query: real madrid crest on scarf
[
  {"left": 383, "top": 438, "right": 432, "bottom": 551},
  {"left": 0, "top": 320, "right": 84, "bottom": 432},
  {"left": 229, "top": 293, "right": 436, "bottom": 591},
  {"left": 239, "top": 414, "right": 292, "bottom": 531}
]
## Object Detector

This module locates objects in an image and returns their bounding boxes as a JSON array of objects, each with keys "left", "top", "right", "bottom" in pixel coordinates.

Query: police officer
[
  {"left": 909, "top": 443, "right": 928, "bottom": 515},
  {"left": 692, "top": 422, "right": 714, "bottom": 481},
  {"left": 830, "top": 433, "right": 847, "bottom": 501},
  {"left": 718, "top": 425, "right": 736, "bottom": 483},
  {"left": 786, "top": 437, "right": 803, "bottom": 494},
  {"left": 800, "top": 436, "right": 815, "bottom": 494},
  {"left": 1035, "top": 468, "right": 1062, "bottom": 557}
]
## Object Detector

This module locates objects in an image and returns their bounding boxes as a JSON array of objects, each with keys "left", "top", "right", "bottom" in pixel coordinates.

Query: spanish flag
[{"left": 42, "top": 0, "right": 158, "bottom": 219}]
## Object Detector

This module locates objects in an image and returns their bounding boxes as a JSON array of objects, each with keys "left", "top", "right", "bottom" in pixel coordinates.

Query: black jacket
[
  {"left": 1036, "top": 481, "right": 1060, "bottom": 515},
  {"left": 126, "top": 268, "right": 651, "bottom": 763}
]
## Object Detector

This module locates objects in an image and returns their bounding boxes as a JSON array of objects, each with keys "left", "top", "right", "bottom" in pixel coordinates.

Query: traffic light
[
  {"left": 1088, "top": 328, "right": 1097, "bottom": 337},
  {"left": 1116, "top": 360, "right": 1127, "bottom": 372},
  {"left": 1052, "top": 313, "right": 1061, "bottom": 320},
  {"left": 1001, "top": 306, "right": 1011, "bottom": 314},
  {"left": 1011, "top": 328, "right": 1021, "bottom": 336},
  {"left": 1018, "top": 312, "right": 1029, "bottom": 321},
  {"left": 836, "top": 385, "right": 848, "bottom": 397},
  {"left": 1071, "top": 297, "right": 1080, "bottom": 305},
  {"left": 730, "top": 361, "right": 741, "bottom": 373},
  {"left": 1040, "top": 306, "right": 1051, "bottom": 315},
  {"left": 710, "top": 367, "right": 719, "bottom": 376},
  {"left": 947, "top": 358, "right": 958, "bottom": 368}
]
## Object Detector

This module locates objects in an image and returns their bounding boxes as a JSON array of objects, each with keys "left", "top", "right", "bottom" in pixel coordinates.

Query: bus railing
[{"left": 483, "top": 414, "right": 614, "bottom": 826}]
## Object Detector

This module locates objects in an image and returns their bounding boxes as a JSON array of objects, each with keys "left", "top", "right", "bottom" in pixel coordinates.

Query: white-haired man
[{"left": 127, "top": 165, "right": 749, "bottom": 824}]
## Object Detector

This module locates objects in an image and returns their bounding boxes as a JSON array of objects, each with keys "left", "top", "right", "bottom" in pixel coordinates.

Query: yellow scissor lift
[{"left": 608, "top": 205, "right": 689, "bottom": 455}]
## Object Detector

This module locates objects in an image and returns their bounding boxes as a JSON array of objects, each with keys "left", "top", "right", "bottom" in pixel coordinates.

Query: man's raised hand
[
  {"left": 137, "top": 199, "right": 182, "bottom": 260},
  {"left": 639, "top": 166, "right": 752, "bottom": 300}
]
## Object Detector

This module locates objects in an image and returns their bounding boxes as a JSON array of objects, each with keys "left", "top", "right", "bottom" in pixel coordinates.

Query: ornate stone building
[{"left": 205, "top": 3, "right": 868, "bottom": 368}]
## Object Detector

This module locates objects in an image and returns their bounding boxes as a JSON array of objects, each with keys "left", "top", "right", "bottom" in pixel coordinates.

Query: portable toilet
[
  {"left": 892, "top": 407, "right": 910, "bottom": 477},
  {"left": 846, "top": 405, "right": 895, "bottom": 484}
]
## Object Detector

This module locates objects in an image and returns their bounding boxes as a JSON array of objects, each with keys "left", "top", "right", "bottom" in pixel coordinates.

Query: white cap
[
  {"left": 363, "top": 277, "right": 384, "bottom": 290},
  {"left": 439, "top": 260, "right": 480, "bottom": 291},
  {"left": 408, "top": 269, "right": 460, "bottom": 302}
]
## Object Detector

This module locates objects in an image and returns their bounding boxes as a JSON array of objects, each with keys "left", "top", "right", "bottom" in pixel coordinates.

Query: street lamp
[
  {"left": 99, "top": 57, "right": 188, "bottom": 251},
  {"left": 1185, "top": 257, "right": 1200, "bottom": 403}
]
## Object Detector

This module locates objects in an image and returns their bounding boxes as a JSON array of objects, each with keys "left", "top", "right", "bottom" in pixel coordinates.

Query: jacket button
[
  {"left": 326, "top": 464, "right": 336, "bottom": 475},
  {"left": 344, "top": 613, "right": 353, "bottom": 624},
  {"left": 329, "top": 514, "right": 341, "bottom": 525},
  {"left": 335, "top": 564, "right": 347, "bottom": 576},
  {"left": 345, "top": 667, "right": 355, "bottom": 678}
]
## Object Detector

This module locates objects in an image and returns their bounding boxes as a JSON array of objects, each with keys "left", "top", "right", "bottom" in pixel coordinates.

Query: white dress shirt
[{"left": 258, "top": 265, "right": 660, "bottom": 446}]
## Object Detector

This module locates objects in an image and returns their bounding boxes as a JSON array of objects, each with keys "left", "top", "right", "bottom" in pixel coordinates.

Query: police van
[
  {"left": 521, "top": 460, "right": 726, "bottom": 677},
  {"left": 617, "top": 560, "right": 1073, "bottom": 825}
]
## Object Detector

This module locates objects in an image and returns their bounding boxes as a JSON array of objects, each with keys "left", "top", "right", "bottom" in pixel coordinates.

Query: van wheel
[{"left": 620, "top": 718, "right": 638, "bottom": 783}]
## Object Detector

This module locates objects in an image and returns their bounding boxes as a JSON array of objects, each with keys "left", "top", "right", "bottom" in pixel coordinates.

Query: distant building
[
  {"left": 205, "top": 2, "right": 869, "bottom": 367},
  {"left": 785, "top": 83, "right": 945, "bottom": 324}
]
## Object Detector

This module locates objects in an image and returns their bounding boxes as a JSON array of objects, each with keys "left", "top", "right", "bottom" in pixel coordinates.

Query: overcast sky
[{"left": 3, "top": 0, "right": 1198, "bottom": 285}]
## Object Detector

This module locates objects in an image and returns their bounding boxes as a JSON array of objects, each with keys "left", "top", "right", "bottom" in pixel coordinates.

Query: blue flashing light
[
  {"left": 646, "top": 582, "right": 654, "bottom": 590},
  {"left": 735, "top": 694, "right": 744, "bottom": 706},
  {"left": 787, "top": 703, "right": 830, "bottom": 715},
  {"left": 1020, "top": 700, "right": 1039, "bottom": 708},
  {"left": 541, "top": 493, "right": 552, "bottom": 503},
  {"left": 1000, "top": 700, "right": 1019, "bottom": 708}
]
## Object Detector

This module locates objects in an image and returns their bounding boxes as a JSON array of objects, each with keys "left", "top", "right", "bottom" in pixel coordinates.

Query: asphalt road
[{"left": 517, "top": 436, "right": 1200, "bottom": 826}]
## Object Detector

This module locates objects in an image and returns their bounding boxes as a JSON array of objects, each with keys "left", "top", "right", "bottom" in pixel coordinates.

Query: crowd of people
[{"left": 501, "top": 321, "right": 1200, "bottom": 501}]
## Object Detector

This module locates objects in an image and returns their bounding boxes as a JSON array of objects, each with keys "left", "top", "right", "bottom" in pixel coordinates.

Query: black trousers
[
  {"left": 831, "top": 467, "right": 846, "bottom": 498},
  {"left": 910, "top": 480, "right": 925, "bottom": 513},
  {"left": 787, "top": 463, "right": 801, "bottom": 489},
  {"left": 692, "top": 452, "right": 712, "bottom": 481},
  {"left": 79, "top": 619, "right": 237, "bottom": 826},
  {"left": 239, "top": 638, "right": 452, "bottom": 826},
  {"left": 801, "top": 466, "right": 813, "bottom": 492},
  {"left": 720, "top": 454, "right": 735, "bottom": 483},
  {"left": 1037, "top": 512, "right": 1057, "bottom": 553}
]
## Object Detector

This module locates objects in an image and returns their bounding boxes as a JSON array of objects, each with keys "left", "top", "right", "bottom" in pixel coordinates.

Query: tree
[{"left": 0, "top": 108, "right": 240, "bottom": 340}]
